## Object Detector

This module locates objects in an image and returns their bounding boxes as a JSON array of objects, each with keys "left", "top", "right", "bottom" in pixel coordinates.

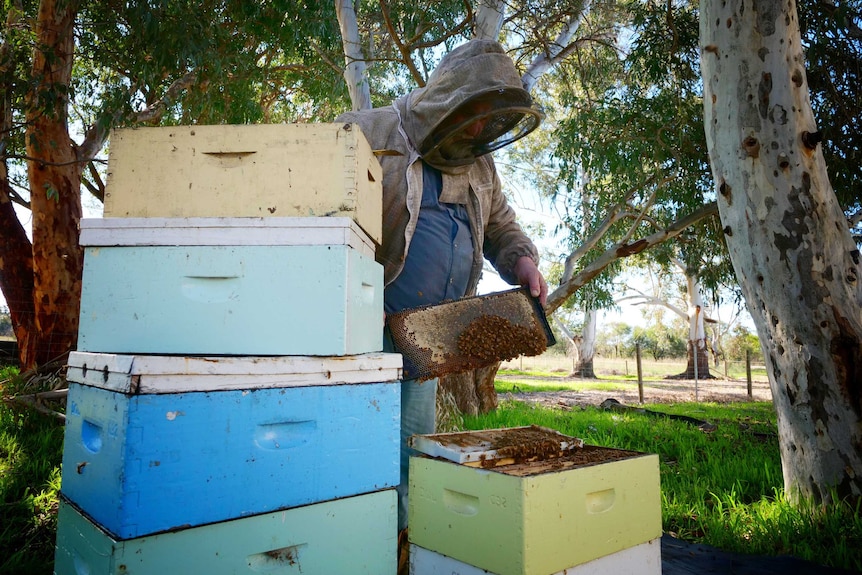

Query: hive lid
[
  {"left": 67, "top": 351, "right": 402, "bottom": 394},
  {"left": 408, "top": 425, "right": 584, "bottom": 468},
  {"left": 79, "top": 216, "right": 375, "bottom": 257},
  {"left": 386, "top": 287, "right": 555, "bottom": 381}
]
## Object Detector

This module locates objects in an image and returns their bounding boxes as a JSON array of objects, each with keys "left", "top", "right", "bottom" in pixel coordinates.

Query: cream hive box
[
  {"left": 407, "top": 427, "right": 662, "bottom": 575},
  {"left": 103, "top": 123, "right": 383, "bottom": 244},
  {"left": 55, "top": 490, "right": 397, "bottom": 575},
  {"left": 76, "top": 217, "right": 383, "bottom": 356},
  {"left": 60, "top": 351, "right": 401, "bottom": 539}
]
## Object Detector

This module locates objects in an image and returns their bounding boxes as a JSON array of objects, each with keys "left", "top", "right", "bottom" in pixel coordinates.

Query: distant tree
[
  {"left": 0, "top": 307, "right": 11, "bottom": 337},
  {"left": 724, "top": 325, "right": 763, "bottom": 363},
  {"left": 596, "top": 321, "right": 633, "bottom": 358},
  {"left": 631, "top": 324, "right": 687, "bottom": 362}
]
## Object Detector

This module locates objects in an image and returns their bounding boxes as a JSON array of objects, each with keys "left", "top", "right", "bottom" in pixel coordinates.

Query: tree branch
[
  {"left": 559, "top": 174, "right": 660, "bottom": 285},
  {"left": 379, "top": 0, "right": 427, "bottom": 86},
  {"left": 82, "top": 160, "right": 105, "bottom": 202},
  {"left": 546, "top": 201, "right": 719, "bottom": 314},
  {"left": 523, "top": 0, "right": 593, "bottom": 92}
]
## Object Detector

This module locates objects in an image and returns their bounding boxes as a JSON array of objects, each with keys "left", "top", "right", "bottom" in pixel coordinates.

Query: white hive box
[
  {"left": 55, "top": 491, "right": 397, "bottom": 575},
  {"left": 408, "top": 428, "right": 662, "bottom": 575},
  {"left": 76, "top": 217, "right": 383, "bottom": 356},
  {"left": 103, "top": 123, "right": 383, "bottom": 244},
  {"left": 409, "top": 539, "right": 662, "bottom": 575}
]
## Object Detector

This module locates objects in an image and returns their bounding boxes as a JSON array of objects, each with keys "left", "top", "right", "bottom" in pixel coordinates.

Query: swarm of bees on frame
[{"left": 456, "top": 315, "right": 547, "bottom": 362}]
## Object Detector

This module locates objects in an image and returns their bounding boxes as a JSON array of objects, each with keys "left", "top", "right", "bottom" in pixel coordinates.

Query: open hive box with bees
[{"left": 407, "top": 425, "right": 663, "bottom": 575}]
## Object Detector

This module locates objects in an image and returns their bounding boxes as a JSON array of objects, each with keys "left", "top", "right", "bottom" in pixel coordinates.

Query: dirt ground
[{"left": 499, "top": 374, "right": 774, "bottom": 409}]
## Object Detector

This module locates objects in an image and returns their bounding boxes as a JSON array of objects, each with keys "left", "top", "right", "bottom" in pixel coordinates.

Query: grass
[
  {"left": 0, "top": 367, "right": 64, "bottom": 575},
  {"left": 464, "top": 395, "right": 862, "bottom": 571},
  {"left": 494, "top": 376, "right": 629, "bottom": 394}
]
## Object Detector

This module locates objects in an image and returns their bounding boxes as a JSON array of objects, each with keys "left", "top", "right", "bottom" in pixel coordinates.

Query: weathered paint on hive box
[
  {"left": 77, "top": 244, "right": 382, "bottom": 356},
  {"left": 408, "top": 451, "right": 661, "bottom": 575},
  {"left": 103, "top": 123, "right": 383, "bottom": 244},
  {"left": 408, "top": 538, "right": 662, "bottom": 575},
  {"left": 67, "top": 351, "right": 402, "bottom": 394},
  {"left": 55, "top": 491, "right": 397, "bottom": 575},
  {"left": 61, "top": 379, "right": 399, "bottom": 539}
]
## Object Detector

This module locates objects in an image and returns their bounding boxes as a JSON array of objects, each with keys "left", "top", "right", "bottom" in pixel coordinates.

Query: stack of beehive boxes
[
  {"left": 406, "top": 427, "right": 664, "bottom": 575},
  {"left": 54, "top": 124, "right": 402, "bottom": 574}
]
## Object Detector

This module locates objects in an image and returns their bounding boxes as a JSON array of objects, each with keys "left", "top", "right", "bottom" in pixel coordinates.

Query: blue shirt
[{"left": 384, "top": 162, "right": 474, "bottom": 314}]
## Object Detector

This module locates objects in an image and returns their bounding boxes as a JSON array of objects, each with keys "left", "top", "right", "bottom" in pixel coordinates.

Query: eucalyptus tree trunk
[
  {"left": 680, "top": 273, "right": 712, "bottom": 379},
  {"left": 22, "top": 0, "right": 83, "bottom": 370},
  {"left": 474, "top": 0, "right": 505, "bottom": 41},
  {"left": 701, "top": 0, "right": 862, "bottom": 504},
  {"left": 335, "top": 0, "right": 372, "bottom": 111},
  {"left": 575, "top": 309, "right": 598, "bottom": 377}
]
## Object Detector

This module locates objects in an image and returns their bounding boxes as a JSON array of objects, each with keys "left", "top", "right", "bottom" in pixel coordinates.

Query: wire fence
[{"left": 500, "top": 352, "right": 770, "bottom": 383}]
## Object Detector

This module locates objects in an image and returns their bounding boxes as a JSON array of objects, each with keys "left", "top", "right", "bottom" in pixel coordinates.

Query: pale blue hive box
[
  {"left": 60, "top": 352, "right": 401, "bottom": 539},
  {"left": 76, "top": 217, "right": 383, "bottom": 356},
  {"left": 55, "top": 490, "right": 397, "bottom": 575}
]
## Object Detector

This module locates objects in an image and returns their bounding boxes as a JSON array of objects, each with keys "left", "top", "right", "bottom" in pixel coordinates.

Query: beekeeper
[{"left": 336, "top": 38, "right": 547, "bottom": 535}]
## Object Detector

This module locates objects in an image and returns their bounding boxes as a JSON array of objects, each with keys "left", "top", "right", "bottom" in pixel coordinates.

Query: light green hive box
[
  {"left": 408, "top": 449, "right": 661, "bottom": 575},
  {"left": 55, "top": 489, "right": 397, "bottom": 575}
]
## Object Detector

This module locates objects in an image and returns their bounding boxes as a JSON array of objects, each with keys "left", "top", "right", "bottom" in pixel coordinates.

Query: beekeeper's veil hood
[{"left": 397, "top": 39, "right": 543, "bottom": 170}]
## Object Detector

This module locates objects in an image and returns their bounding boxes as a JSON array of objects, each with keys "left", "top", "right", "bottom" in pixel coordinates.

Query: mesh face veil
[{"left": 419, "top": 89, "right": 544, "bottom": 166}]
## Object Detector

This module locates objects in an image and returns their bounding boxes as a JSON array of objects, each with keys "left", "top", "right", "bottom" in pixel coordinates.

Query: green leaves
[{"left": 42, "top": 182, "right": 58, "bottom": 202}]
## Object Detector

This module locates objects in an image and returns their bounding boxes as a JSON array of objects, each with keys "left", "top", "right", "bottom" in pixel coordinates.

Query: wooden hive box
[
  {"left": 76, "top": 217, "right": 383, "bottom": 356},
  {"left": 60, "top": 351, "right": 401, "bottom": 539},
  {"left": 103, "top": 123, "right": 383, "bottom": 244},
  {"left": 407, "top": 427, "right": 662, "bottom": 575},
  {"left": 55, "top": 491, "right": 397, "bottom": 575},
  {"left": 408, "top": 538, "right": 662, "bottom": 575}
]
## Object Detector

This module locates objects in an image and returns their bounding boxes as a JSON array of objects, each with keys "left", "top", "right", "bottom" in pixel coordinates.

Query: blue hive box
[
  {"left": 76, "top": 217, "right": 383, "bottom": 356},
  {"left": 55, "top": 490, "right": 397, "bottom": 575},
  {"left": 61, "top": 352, "right": 401, "bottom": 539}
]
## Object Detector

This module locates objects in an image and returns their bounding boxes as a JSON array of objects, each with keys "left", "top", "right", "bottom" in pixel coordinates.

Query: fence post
[
  {"left": 636, "top": 344, "right": 644, "bottom": 404},
  {"left": 724, "top": 360, "right": 728, "bottom": 379},
  {"left": 746, "top": 350, "right": 752, "bottom": 400}
]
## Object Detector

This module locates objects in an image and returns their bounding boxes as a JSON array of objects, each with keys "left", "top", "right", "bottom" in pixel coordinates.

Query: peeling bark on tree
[
  {"left": 574, "top": 358, "right": 596, "bottom": 378},
  {"left": 701, "top": 0, "right": 862, "bottom": 504},
  {"left": 22, "top": 0, "right": 83, "bottom": 370},
  {"left": 672, "top": 338, "right": 713, "bottom": 380}
]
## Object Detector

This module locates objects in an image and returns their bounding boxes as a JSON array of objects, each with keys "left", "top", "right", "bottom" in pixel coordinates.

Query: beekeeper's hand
[{"left": 513, "top": 256, "right": 547, "bottom": 307}]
